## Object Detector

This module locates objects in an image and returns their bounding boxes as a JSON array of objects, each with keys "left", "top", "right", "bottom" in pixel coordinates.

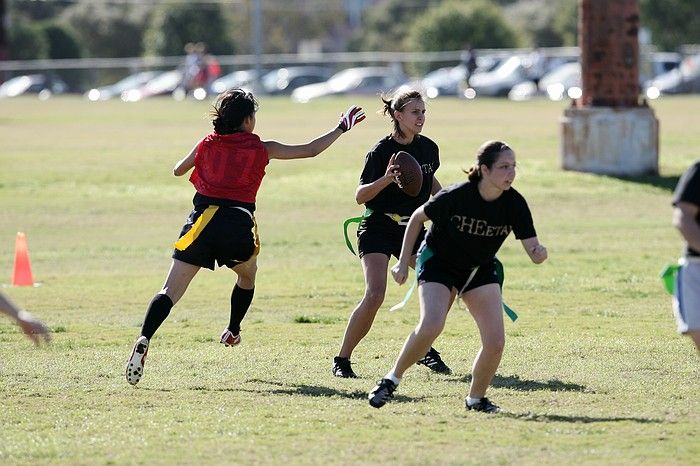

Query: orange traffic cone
[{"left": 12, "top": 232, "right": 34, "bottom": 287}]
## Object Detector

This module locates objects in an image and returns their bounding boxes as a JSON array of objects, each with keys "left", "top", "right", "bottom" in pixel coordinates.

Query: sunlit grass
[{"left": 0, "top": 95, "right": 698, "bottom": 465}]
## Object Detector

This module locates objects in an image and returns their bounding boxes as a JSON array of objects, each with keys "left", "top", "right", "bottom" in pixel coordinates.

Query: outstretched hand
[
  {"left": 17, "top": 311, "right": 51, "bottom": 346},
  {"left": 337, "top": 105, "right": 366, "bottom": 132}
]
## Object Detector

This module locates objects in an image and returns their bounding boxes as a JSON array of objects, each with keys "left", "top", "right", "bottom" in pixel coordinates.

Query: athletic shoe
[
  {"left": 465, "top": 397, "right": 500, "bottom": 413},
  {"left": 125, "top": 336, "right": 149, "bottom": 386},
  {"left": 220, "top": 329, "right": 241, "bottom": 347},
  {"left": 368, "top": 378, "right": 397, "bottom": 408},
  {"left": 332, "top": 356, "right": 358, "bottom": 378},
  {"left": 416, "top": 347, "right": 452, "bottom": 375}
]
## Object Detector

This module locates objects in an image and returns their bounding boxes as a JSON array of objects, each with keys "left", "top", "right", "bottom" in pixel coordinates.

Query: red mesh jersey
[{"left": 189, "top": 132, "right": 269, "bottom": 203}]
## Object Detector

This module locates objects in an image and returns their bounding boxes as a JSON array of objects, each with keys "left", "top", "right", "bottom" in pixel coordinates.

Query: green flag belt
[
  {"left": 342, "top": 208, "right": 372, "bottom": 255},
  {"left": 660, "top": 260, "right": 682, "bottom": 295},
  {"left": 388, "top": 247, "right": 518, "bottom": 322}
]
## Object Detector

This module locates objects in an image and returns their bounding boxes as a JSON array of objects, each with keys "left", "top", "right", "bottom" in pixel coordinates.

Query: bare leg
[
  {"left": 388, "top": 282, "right": 453, "bottom": 378},
  {"left": 463, "top": 283, "right": 505, "bottom": 399},
  {"left": 231, "top": 255, "right": 258, "bottom": 289},
  {"left": 128, "top": 259, "right": 201, "bottom": 384},
  {"left": 160, "top": 259, "right": 201, "bottom": 305},
  {"left": 338, "top": 253, "right": 389, "bottom": 358}
]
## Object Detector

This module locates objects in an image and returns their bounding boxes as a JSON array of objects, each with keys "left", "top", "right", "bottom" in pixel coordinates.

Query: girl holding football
[
  {"left": 368, "top": 140, "right": 547, "bottom": 412},
  {"left": 333, "top": 89, "right": 452, "bottom": 378},
  {"left": 126, "top": 88, "right": 365, "bottom": 385}
]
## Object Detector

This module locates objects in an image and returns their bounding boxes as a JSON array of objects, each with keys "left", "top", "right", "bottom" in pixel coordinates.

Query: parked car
[
  {"left": 641, "top": 51, "right": 682, "bottom": 84},
  {"left": 469, "top": 55, "right": 529, "bottom": 97},
  {"left": 85, "top": 71, "right": 160, "bottom": 101},
  {"left": 509, "top": 61, "right": 582, "bottom": 101},
  {"left": 645, "top": 53, "right": 700, "bottom": 97},
  {"left": 121, "top": 70, "right": 183, "bottom": 102},
  {"left": 0, "top": 74, "right": 68, "bottom": 98},
  {"left": 210, "top": 69, "right": 262, "bottom": 95},
  {"left": 262, "top": 66, "right": 334, "bottom": 95},
  {"left": 420, "top": 65, "right": 467, "bottom": 98},
  {"left": 292, "top": 66, "right": 407, "bottom": 102}
]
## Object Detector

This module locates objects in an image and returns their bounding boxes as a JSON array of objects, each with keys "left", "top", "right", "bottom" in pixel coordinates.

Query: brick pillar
[
  {"left": 561, "top": 0, "right": 658, "bottom": 176},
  {"left": 579, "top": 0, "right": 641, "bottom": 107}
]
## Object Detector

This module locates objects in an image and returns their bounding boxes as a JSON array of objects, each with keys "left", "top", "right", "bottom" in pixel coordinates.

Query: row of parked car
[{"left": 2, "top": 52, "right": 699, "bottom": 101}]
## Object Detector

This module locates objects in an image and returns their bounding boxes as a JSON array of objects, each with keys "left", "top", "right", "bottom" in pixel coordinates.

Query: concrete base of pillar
[{"left": 561, "top": 106, "right": 659, "bottom": 176}]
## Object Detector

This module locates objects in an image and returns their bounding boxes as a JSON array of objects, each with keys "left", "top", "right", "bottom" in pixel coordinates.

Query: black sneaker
[
  {"left": 332, "top": 356, "right": 358, "bottom": 378},
  {"left": 465, "top": 397, "right": 500, "bottom": 413},
  {"left": 416, "top": 347, "right": 452, "bottom": 375},
  {"left": 368, "top": 378, "right": 397, "bottom": 408}
]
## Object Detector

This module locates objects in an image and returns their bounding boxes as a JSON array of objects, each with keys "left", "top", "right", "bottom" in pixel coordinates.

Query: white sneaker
[
  {"left": 220, "top": 329, "right": 241, "bottom": 347},
  {"left": 125, "top": 336, "right": 149, "bottom": 385}
]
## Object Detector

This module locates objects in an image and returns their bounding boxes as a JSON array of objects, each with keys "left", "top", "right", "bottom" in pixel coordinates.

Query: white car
[
  {"left": 292, "top": 66, "right": 407, "bottom": 102},
  {"left": 469, "top": 56, "right": 528, "bottom": 97}
]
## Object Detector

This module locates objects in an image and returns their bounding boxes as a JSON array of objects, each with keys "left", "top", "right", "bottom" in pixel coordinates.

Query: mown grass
[{"left": 0, "top": 95, "right": 698, "bottom": 465}]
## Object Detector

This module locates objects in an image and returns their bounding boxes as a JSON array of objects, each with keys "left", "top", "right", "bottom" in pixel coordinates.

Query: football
[{"left": 394, "top": 151, "right": 423, "bottom": 197}]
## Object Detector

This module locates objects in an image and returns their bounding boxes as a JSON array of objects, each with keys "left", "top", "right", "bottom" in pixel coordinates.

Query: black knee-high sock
[
  {"left": 228, "top": 285, "right": 254, "bottom": 335},
  {"left": 141, "top": 293, "right": 174, "bottom": 340}
]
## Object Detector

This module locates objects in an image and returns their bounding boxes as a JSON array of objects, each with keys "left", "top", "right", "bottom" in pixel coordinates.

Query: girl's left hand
[
  {"left": 337, "top": 105, "right": 366, "bottom": 132},
  {"left": 391, "top": 262, "right": 409, "bottom": 285},
  {"left": 530, "top": 244, "right": 548, "bottom": 264}
]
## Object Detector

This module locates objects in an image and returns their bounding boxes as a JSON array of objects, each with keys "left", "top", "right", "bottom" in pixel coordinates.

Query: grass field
[{"left": 1, "top": 95, "right": 698, "bottom": 465}]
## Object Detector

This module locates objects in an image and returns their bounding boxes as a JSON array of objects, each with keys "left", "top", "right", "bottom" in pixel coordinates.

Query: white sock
[
  {"left": 466, "top": 396, "right": 482, "bottom": 406},
  {"left": 384, "top": 372, "right": 401, "bottom": 385}
]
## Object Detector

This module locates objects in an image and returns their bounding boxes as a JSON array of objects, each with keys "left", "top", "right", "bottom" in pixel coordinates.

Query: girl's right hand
[
  {"left": 391, "top": 262, "right": 409, "bottom": 285},
  {"left": 385, "top": 153, "right": 401, "bottom": 183}
]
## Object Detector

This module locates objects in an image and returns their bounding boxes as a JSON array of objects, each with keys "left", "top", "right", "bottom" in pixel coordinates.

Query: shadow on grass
[
  {"left": 457, "top": 374, "right": 587, "bottom": 392},
  {"left": 151, "top": 379, "right": 423, "bottom": 404},
  {"left": 608, "top": 173, "right": 680, "bottom": 192},
  {"left": 499, "top": 411, "right": 663, "bottom": 424}
]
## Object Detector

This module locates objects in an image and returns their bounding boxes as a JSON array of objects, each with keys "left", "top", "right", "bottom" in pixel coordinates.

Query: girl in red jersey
[{"left": 126, "top": 89, "right": 365, "bottom": 385}]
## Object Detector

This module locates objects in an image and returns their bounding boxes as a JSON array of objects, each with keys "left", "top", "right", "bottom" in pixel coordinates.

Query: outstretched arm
[
  {"left": 173, "top": 142, "right": 198, "bottom": 176},
  {"left": 521, "top": 237, "right": 548, "bottom": 264},
  {"left": 391, "top": 206, "right": 429, "bottom": 285},
  {"left": 265, "top": 105, "right": 365, "bottom": 161},
  {"left": 0, "top": 292, "right": 50, "bottom": 345}
]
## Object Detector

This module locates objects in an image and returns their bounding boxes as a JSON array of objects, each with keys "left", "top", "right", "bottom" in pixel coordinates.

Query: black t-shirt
[
  {"left": 360, "top": 135, "right": 439, "bottom": 216},
  {"left": 423, "top": 181, "right": 536, "bottom": 271},
  {"left": 672, "top": 160, "right": 700, "bottom": 256}
]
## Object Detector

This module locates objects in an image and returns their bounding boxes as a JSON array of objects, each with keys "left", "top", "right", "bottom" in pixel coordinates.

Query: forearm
[
  {"left": 678, "top": 222, "right": 700, "bottom": 252},
  {"left": 174, "top": 144, "right": 197, "bottom": 176},
  {"left": 398, "top": 210, "right": 427, "bottom": 265},
  {"left": 521, "top": 237, "right": 547, "bottom": 264},
  {"left": 0, "top": 293, "right": 21, "bottom": 320},
  {"left": 266, "top": 128, "right": 343, "bottom": 160},
  {"left": 673, "top": 206, "right": 700, "bottom": 252},
  {"left": 355, "top": 176, "right": 395, "bottom": 204},
  {"left": 431, "top": 176, "right": 443, "bottom": 195},
  {"left": 302, "top": 127, "right": 343, "bottom": 158}
]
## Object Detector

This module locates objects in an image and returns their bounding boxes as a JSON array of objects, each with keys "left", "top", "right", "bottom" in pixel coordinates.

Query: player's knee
[
  {"left": 362, "top": 288, "right": 386, "bottom": 310},
  {"left": 483, "top": 335, "right": 505, "bottom": 355},
  {"left": 416, "top": 316, "right": 445, "bottom": 340}
]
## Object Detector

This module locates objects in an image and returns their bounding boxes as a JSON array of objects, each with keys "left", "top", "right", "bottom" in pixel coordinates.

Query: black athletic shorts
[
  {"left": 417, "top": 246, "right": 499, "bottom": 295},
  {"left": 172, "top": 205, "right": 258, "bottom": 270},
  {"left": 357, "top": 213, "right": 425, "bottom": 259}
]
